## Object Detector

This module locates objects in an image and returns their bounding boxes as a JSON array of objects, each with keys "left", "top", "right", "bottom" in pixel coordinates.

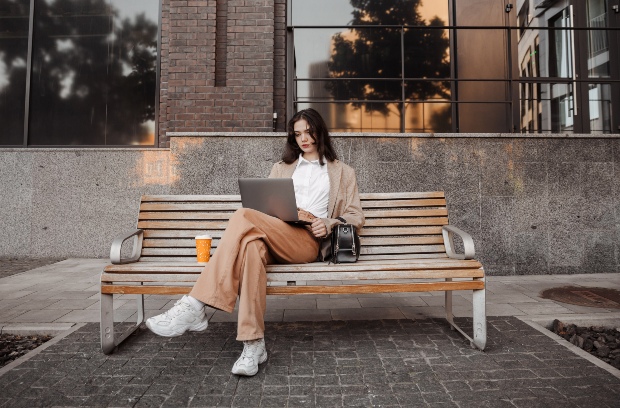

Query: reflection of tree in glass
[
  {"left": 327, "top": 0, "right": 450, "bottom": 128},
  {"left": 3, "top": 0, "right": 157, "bottom": 145}
]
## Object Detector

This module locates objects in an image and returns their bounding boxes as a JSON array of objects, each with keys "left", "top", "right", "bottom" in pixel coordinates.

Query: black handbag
[{"left": 330, "top": 217, "right": 361, "bottom": 263}]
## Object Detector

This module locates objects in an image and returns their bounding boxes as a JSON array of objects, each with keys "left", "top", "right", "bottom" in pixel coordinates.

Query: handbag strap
[{"left": 336, "top": 216, "right": 347, "bottom": 224}]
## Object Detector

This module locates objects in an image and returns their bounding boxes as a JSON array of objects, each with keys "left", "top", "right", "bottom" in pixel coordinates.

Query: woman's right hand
[{"left": 310, "top": 218, "right": 327, "bottom": 238}]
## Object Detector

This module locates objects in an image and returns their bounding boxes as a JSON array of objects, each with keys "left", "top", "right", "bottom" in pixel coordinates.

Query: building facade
[{"left": 1, "top": 0, "right": 620, "bottom": 276}]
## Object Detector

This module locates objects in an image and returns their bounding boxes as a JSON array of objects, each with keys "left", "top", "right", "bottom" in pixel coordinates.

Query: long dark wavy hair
[{"left": 282, "top": 108, "right": 338, "bottom": 166}]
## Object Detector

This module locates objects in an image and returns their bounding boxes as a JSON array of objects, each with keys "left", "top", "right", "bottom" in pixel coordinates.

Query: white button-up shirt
[{"left": 292, "top": 154, "right": 330, "bottom": 219}]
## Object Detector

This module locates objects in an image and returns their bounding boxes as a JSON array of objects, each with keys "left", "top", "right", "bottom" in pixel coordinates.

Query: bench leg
[
  {"left": 100, "top": 292, "right": 146, "bottom": 355},
  {"left": 472, "top": 277, "right": 487, "bottom": 350},
  {"left": 101, "top": 293, "right": 116, "bottom": 354},
  {"left": 443, "top": 276, "right": 487, "bottom": 351},
  {"left": 445, "top": 278, "right": 455, "bottom": 329}
]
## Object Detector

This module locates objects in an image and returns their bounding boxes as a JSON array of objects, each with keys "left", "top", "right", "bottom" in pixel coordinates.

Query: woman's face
[{"left": 293, "top": 119, "right": 318, "bottom": 157}]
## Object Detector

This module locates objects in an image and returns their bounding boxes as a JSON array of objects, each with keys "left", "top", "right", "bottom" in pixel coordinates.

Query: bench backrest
[{"left": 136, "top": 192, "right": 449, "bottom": 262}]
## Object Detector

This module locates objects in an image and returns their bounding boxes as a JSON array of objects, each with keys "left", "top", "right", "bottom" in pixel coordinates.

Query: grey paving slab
[
  {"left": 48, "top": 291, "right": 99, "bottom": 300},
  {"left": 45, "top": 299, "right": 99, "bottom": 310},
  {"left": 283, "top": 309, "right": 332, "bottom": 322},
  {"left": 486, "top": 293, "right": 541, "bottom": 304},
  {"left": 8, "top": 309, "right": 72, "bottom": 323},
  {"left": 265, "top": 297, "right": 318, "bottom": 309},
  {"left": 486, "top": 304, "right": 529, "bottom": 317},
  {"left": 0, "top": 308, "right": 28, "bottom": 322},
  {"left": 512, "top": 302, "right": 576, "bottom": 315},
  {"left": 358, "top": 296, "right": 428, "bottom": 308},
  {"left": 330, "top": 307, "right": 405, "bottom": 320},
  {"left": 1, "top": 318, "right": 619, "bottom": 407},
  {"left": 399, "top": 306, "right": 447, "bottom": 319},
  {"left": 0, "top": 257, "right": 65, "bottom": 279},
  {"left": 316, "top": 298, "right": 361, "bottom": 309},
  {"left": 8, "top": 300, "right": 61, "bottom": 311},
  {"left": 1, "top": 291, "right": 35, "bottom": 300}
]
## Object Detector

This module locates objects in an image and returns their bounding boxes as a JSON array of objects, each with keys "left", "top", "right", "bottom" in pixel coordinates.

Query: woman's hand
[{"left": 310, "top": 218, "right": 327, "bottom": 238}]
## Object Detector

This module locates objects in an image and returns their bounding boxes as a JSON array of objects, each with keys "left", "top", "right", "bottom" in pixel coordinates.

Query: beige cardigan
[{"left": 268, "top": 158, "right": 365, "bottom": 236}]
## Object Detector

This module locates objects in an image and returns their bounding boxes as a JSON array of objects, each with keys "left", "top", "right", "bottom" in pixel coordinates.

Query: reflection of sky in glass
[
  {"left": 112, "top": 0, "right": 158, "bottom": 24},
  {"left": 292, "top": 1, "right": 448, "bottom": 100},
  {"left": 42, "top": 0, "right": 158, "bottom": 22},
  {"left": 293, "top": 1, "right": 449, "bottom": 78}
]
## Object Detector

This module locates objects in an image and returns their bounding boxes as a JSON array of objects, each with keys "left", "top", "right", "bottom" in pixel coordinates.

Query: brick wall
[
  {"left": 159, "top": 0, "right": 282, "bottom": 147},
  {"left": 273, "top": 0, "right": 286, "bottom": 131}
]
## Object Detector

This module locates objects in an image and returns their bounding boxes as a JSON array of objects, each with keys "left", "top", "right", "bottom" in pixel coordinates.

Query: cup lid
[{"left": 195, "top": 234, "right": 212, "bottom": 239}]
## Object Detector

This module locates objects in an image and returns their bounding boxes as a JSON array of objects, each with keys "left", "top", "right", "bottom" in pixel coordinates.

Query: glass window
[
  {"left": 0, "top": 0, "right": 30, "bottom": 145},
  {"left": 28, "top": 0, "right": 158, "bottom": 145},
  {"left": 588, "top": 83, "right": 612, "bottom": 133},
  {"left": 291, "top": 0, "right": 450, "bottom": 133}
]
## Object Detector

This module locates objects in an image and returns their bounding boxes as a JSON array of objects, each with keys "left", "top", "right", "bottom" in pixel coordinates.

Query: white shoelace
[
  {"left": 162, "top": 298, "right": 191, "bottom": 319},
  {"left": 237, "top": 340, "right": 262, "bottom": 365}
]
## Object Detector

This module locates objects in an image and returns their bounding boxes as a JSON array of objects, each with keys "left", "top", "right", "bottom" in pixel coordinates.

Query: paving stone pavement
[
  {"left": 0, "top": 257, "right": 65, "bottom": 279},
  {"left": 1, "top": 317, "right": 619, "bottom": 408}
]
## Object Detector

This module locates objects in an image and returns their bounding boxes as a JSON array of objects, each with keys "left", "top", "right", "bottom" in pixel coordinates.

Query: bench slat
[
  {"left": 361, "top": 245, "right": 446, "bottom": 255},
  {"left": 140, "top": 203, "right": 242, "bottom": 211},
  {"left": 361, "top": 199, "right": 446, "bottom": 208},
  {"left": 133, "top": 253, "right": 454, "bottom": 263},
  {"left": 361, "top": 237, "right": 444, "bottom": 246},
  {"left": 104, "top": 259, "right": 482, "bottom": 273},
  {"left": 140, "top": 217, "right": 449, "bottom": 229},
  {"left": 101, "top": 269, "right": 483, "bottom": 283},
  {"left": 144, "top": 230, "right": 225, "bottom": 238},
  {"left": 140, "top": 244, "right": 447, "bottom": 256},
  {"left": 142, "top": 195, "right": 241, "bottom": 202},
  {"left": 136, "top": 256, "right": 208, "bottom": 262},
  {"left": 101, "top": 280, "right": 483, "bottom": 296},
  {"left": 140, "top": 192, "right": 445, "bottom": 202},
  {"left": 357, "top": 253, "right": 449, "bottom": 260},
  {"left": 363, "top": 218, "right": 448, "bottom": 227},
  {"left": 363, "top": 209, "right": 448, "bottom": 218},
  {"left": 266, "top": 281, "right": 484, "bottom": 295},
  {"left": 139, "top": 212, "right": 234, "bottom": 220},
  {"left": 358, "top": 226, "right": 442, "bottom": 236},
  {"left": 360, "top": 192, "right": 445, "bottom": 200},
  {"left": 141, "top": 236, "right": 443, "bottom": 248},
  {"left": 143, "top": 239, "right": 221, "bottom": 248},
  {"left": 138, "top": 221, "right": 229, "bottom": 229}
]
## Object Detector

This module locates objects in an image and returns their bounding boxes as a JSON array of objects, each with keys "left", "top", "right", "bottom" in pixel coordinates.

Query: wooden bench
[{"left": 101, "top": 192, "right": 486, "bottom": 354}]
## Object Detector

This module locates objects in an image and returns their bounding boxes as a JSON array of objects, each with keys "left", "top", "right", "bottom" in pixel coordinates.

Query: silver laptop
[{"left": 238, "top": 178, "right": 311, "bottom": 224}]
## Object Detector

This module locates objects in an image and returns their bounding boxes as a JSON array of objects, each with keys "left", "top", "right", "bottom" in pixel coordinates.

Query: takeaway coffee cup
[{"left": 195, "top": 234, "right": 212, "bottom": 262}]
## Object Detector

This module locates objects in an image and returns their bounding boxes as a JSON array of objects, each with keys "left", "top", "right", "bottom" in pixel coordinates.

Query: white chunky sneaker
[
  {"left": 231, "top": 338, "right": 268, "bottom": 376},
  {"left": 145, "top": 295, "right": 208, "bottom": 337}
]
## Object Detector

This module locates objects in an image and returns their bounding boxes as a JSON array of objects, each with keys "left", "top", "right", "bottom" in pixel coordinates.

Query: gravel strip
[
  {"left": 552, "top": 319, "right": 620, "bottom": 370},
  {"left": 0, "top": 334, "right": 53, "bottom": 368}
]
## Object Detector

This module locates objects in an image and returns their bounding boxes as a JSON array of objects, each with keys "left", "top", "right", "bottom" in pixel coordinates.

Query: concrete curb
[
  {"left": 0, "top": 323, "right": 77, "bottom": 336},
  {"left": 0, "top": 323, "right": 85, "bottom": 378},
  {"left": 518, "top": 314, "right": 620, "bottom": 380}
]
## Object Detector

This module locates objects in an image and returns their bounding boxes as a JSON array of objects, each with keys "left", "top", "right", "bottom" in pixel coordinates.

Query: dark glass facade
[
  {"left": 289, "top": 0, "right": 620, "bottom": 134},
  {"left": 0, "top": 0, "right": 159, "bottom": 146}
]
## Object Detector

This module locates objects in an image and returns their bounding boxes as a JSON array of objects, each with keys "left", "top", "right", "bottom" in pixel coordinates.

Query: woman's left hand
[{"left": 310, "top": 218, "right": 327, "bottom": 238}]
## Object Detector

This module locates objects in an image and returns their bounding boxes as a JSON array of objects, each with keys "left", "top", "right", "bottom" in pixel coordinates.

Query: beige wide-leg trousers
[{"left": 189, "top": 208, "right": 319, "bottom": 341}]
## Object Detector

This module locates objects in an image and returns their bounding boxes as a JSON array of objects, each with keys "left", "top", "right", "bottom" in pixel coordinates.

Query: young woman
[{"left": 146, "top": 108, "right": 365, "bottom": 376}]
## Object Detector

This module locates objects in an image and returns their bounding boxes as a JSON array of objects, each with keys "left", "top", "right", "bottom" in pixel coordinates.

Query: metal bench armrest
[
  {"left": 110, "top": 229, "right": 144, "bottom": 264},
  {"left": 442, "top": 225, "right": 475, "bottom": 260}
]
